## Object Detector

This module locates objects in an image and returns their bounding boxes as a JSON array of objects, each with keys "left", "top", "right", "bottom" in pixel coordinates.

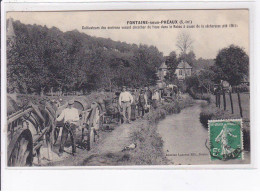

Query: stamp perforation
[{"left": 208, "top": 118, "right": 244, "bottom": 161}]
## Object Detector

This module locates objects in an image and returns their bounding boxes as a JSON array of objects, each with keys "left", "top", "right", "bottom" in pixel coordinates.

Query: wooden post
[
  {"left": 215, "top": 93, "right": 218, "bottom": 107},
  {"left": 223, "top": 90, "right": 226, "bottom": 111},
  {"left": 237, "top": 92, "right": 243, "bottom": 118},
  {"left": 229, "top": 92, "right": 234, "bottom": 114},
  {"left": 218, "top": 93, "right": 221, "bottom": 108}
]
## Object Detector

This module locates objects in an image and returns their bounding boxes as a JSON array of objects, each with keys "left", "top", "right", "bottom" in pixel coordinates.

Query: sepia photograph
[{"left": 5, "top": 9, "right": 250, "bottom": 167}]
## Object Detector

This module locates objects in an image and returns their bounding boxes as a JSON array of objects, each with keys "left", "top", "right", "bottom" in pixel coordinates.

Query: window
[
  {"left": 163, "top": 70, "right": 167, "bottom": 76},
  {"left": 179, "top": 70, "right": 182, "bottom": 75}
]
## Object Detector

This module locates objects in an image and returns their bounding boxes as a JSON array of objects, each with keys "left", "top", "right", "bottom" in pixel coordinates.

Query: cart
[
  {"left": 102, "top": 95, "right": 123, "bottom": 128},
  {"left": 7, "top": 96, "right": 55, "bottom": 166},
  {"left": 53, "top": 99, "right": 104, "bottom": 151}
]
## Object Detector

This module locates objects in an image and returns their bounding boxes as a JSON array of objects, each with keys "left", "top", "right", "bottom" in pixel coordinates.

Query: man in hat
[
  {"left": 152, "top": 88, "right": 160, "bottom": 109},
  {"left": 138, "top": 89, "right": 148, "bottom": 117},
  {"left": 119, "top": 86, "right": 134, "bottom": 123},
  {"left": 56, "top": 99, "right": 79, "bottom": 156},
  {"left": 144, "top": 86, "right": 152, "bottom": 105}
]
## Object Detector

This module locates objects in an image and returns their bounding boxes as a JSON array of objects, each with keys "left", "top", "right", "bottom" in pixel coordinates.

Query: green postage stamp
[{"left": 209, "top": 119, "right": 243, "bottom": 161}]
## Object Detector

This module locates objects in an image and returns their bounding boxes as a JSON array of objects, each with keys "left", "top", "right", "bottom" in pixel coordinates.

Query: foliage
[
  {"left": 179, "top": 51, "right": 196, "bottom": 67},
  {"left": 233, "top": 84, "right": 250, "bottom": 93},
  {"left": 192, "top": 58, "right": 214, "bottom": 71},
  {"left": 185, "top": 74, "right": 200, "bottom": 91},
  {"left": 7, "top": 20, "right": 164, "bottom": 94},
  {"left": 197, "top": 68, "right": 215, "bottom": 93},
  {"left": 164, "top": 51, "right": 179, "bottom": 85},
  {"left": 214, "top": 45, "right": 249, "bottom": 86},
  {"left": 185, "top": 66, "right": 215, "bottom": 98}
]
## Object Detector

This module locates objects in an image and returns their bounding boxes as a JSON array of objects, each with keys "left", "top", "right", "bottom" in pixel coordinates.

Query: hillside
[{"left": 7, "top": 19, "right": 164, "bottom": 94}]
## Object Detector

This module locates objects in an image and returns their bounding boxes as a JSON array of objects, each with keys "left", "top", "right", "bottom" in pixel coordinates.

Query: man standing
[
  {"left": 119, "top": 86, "right": 134, "bottom": 123},
  {"left": 56, "top": 99, "right": 79, "bottom": 156},
  {"left": 152, "top": 89, "right": 160, "bottom": 109},
  {"left": 145, "top": 86, "right": 152, "bottom": 105},
  {"left": 138, "top": 89, "right": 148, "bottom": 117}
]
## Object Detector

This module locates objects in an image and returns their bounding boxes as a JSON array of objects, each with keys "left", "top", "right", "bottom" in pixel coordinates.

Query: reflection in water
[{"left": 158, "top": 100, "right": 249, "bottom": 165}]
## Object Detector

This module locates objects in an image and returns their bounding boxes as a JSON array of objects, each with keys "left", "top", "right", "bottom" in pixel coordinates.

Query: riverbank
[
  {"left": 158, "top": 100, "right": 250, "bottom": 165},
  {"left": 82, "top": 94, "right": 194, "bottom": 166},
  {"left": 199, "top": 93, "right": 250, "bottom": 151},
  {"left": 122, "top": 94, "right": 194, "bottom": 165}
]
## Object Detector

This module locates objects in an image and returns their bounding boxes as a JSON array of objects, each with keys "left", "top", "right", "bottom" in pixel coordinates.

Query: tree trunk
[
  {"left": 237, "top": 92, "right": 243, "bottom": 117},
  {"left": 229, "top": 92, "right": 234, "bottom": 114}
]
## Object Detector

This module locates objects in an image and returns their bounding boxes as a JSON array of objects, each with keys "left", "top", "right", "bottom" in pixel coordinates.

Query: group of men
[
  {"left": 119, "top": 86, "right": 161, "bottom": 123},
  {"left": 54, "top": 85, "right": 163, "bottom": 156}
]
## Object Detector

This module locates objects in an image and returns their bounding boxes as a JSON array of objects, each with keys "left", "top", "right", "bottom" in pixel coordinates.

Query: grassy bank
[
  {"left": 199, "top": 93, "right": 250, "bottom": 151},
  {"left": 116, "top": 94, "right": 194, "bottom": 165},
  {"left": 187, "top": 90, "right": 212, "bottom": 103}
]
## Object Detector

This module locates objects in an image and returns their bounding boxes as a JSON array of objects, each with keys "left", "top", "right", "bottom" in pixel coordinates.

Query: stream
[{"left": 158, "top": 100, "right": 250, "bottom": 165}]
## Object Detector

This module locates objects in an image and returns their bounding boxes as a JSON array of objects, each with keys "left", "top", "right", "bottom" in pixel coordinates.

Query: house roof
[
  {"left": 159, "top": 61, "right": 192, "bottom": 70},
  {"left": 159, "top": 62, "right": 167, "bottom": 69},
  {"left": 177, "top": 61, "right": 192, "bottom": 69}
]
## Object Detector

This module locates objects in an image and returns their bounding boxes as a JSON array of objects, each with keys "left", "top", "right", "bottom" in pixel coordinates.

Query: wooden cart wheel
[
  {"left": 8, "top": 131, "right": 33, "bottom": 167},
  {"left": 87, "top": 127, "right": 95, "bottom": 151},
  {"left": 94, "top": 104, "right": 103, "bottom": 131}
]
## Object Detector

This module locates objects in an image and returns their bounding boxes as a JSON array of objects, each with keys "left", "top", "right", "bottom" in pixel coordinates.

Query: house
[
  {"left": 157, "top": 62, "right": 168, "bottom": 82},
  {"left": 175, "top": 61, "right": 192, "bottom": 80},
  {"left": 157, "top": 61, "right": 192, "bottom": 83}
]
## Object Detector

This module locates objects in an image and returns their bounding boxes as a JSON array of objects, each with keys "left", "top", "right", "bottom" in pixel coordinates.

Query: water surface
[{"left": 158, "top": 101, "right": 250, "bottom": 165}]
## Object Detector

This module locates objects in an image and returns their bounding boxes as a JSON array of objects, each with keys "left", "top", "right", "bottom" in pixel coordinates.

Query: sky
[{"left": 7, "top": 10, "right": 249, "bottom": 59}]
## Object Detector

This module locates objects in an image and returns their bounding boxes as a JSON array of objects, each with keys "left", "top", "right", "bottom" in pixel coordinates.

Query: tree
[
  {"left": 176, "top": 32, "right": 194, "bottom": 79},
  {"left": 176, "top": 31, "right": 193, "bottom": 55},
  {"left": 179, "top": 51, "right": 196, "bottom": 66},
  {"left": 197, "top": 69, "right": 215, "bottom": 93},
  {"left": 214, "top": 45, "right": 249, "bottom": 117},
  {"left": 164, "top": 51, "right": 179, "bottom": 85},
  {"left": 185, "top": 74, "right": 200, "bottom": 95},
  {"left": 7, "top": 19, "right": 165, "bottom": 94},
  {"left": 214, "top": 45, "right": 249, "bottom": 86}
]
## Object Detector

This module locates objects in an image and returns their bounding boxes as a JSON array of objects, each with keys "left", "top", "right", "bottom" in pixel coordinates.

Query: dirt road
[{"left": 39, "top": 121, "right": 136, "bottom": 166}]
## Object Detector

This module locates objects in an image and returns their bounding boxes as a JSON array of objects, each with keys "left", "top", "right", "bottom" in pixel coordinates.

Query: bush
[
  {"left": 201, "top": 93, "right": 211, "bottom": 103},
  {"left": 199, "top": 110, "right": 214, "bottom": 128},
  {"left": 187, "top": 88, "right": 212, "bottom": 103},
  {"left": 233, "top": 84, "right": 250, "bottom": 93}
]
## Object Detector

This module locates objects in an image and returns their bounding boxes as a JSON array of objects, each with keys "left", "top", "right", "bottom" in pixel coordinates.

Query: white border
[{"left": 1, "top": 0, "right": 259, "bottom": 190}]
